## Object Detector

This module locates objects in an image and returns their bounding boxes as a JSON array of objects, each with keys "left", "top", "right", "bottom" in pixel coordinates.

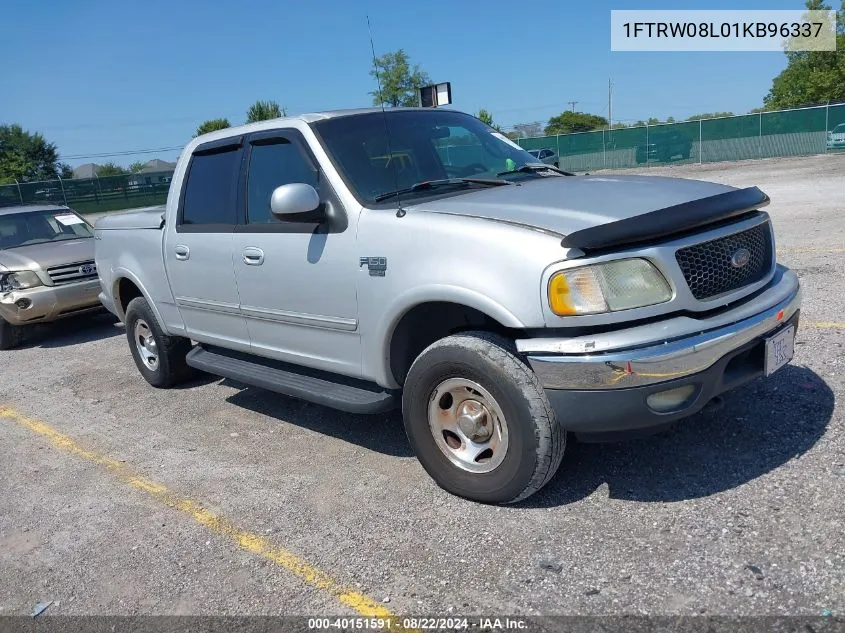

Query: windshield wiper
[
  {"left": 374, "top": 177, "right": 513, "bottom": 202},
  {"left": 497, "top": 162, "right": 576, "bottom": 177}
]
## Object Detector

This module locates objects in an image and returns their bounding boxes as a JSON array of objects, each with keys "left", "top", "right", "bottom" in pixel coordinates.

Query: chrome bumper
[
  {"left": 0, "top": 279, "right": 103, "bottom": 325},
  {"left": 517, "top": 266, "right": 801, "bottom": 390}
]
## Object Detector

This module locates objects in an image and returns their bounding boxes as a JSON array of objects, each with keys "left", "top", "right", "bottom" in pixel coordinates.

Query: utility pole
[
  {"left": 607, "top": 78, "right": 613, "bottom": 129},
  {"left": 567, "top": 101, "right": 578, "bottom": 112}
]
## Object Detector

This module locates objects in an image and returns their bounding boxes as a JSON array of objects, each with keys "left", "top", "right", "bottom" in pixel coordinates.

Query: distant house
[
  {"left": 72, "top": 163, "right": 99, "bottom": 179},
  {"left": 127, "top": 159, "right": 177, "bottom": 188}
]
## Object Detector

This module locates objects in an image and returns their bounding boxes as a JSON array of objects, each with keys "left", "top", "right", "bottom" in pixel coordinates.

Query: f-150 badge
[{"left": 360, "top": 257, "right": 387, "bottom": 277}]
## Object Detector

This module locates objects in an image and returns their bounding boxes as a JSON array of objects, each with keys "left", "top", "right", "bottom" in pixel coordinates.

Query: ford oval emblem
[{"left": 730, "top": 248, "right": 751, "bottom": 268}]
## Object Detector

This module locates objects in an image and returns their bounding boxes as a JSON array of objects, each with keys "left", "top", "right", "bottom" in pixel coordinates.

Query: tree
[
  {"left": 247, "top": 101, "right": 285, "bottom": 123},
  {"left": 195, "top": 118, "right": 232, "bottom": 136},
  {"left": 477, "top": 108, "right": 494, "bottom": 126},
  {"left": 97, "top": 162, "right": 127, "bottom": 177},
  {"left": 544, "top": 111, "right": 608, "bottom": 135},
  {"left": 763, "top": 0, "right": 844, "bottom": 109},
  {"left": 0, "top": 124, "right": 61, "bottom": 184},
  {"left": 128, "top": 161, "right": 146, "bottom": 173},
  {"left": 476, "top": 108, "right": 504, "bottom": 132},
  {"left": 57, "top": 162, "right": 74, "bottom": 179},
  {"left": 686, "top": 112, "right": 735, "bottom": 121},
  {"left": 646, "top": 117, "right": 660, "bottom": 126},
  {"left": 370, "top": 49, "right": 431, "bottom": 107}
]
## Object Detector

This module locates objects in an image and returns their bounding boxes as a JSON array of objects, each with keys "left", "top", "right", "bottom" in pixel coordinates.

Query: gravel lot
[{"left": 1, "top": 154, "right": 843, "bottom": 619}]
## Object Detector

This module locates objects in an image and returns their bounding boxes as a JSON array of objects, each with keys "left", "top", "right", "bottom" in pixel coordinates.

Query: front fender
[{"left": 363, "top": 284, "right": 526, "bottom": 389}]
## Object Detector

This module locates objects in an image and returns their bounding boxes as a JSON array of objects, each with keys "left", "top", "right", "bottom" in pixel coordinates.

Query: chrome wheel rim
[
  {"left": 427, "top": 378, "right": 509, "bottom": 474},
  {"left": 133, "top": 319, "right": 159, "bottom": 371}
]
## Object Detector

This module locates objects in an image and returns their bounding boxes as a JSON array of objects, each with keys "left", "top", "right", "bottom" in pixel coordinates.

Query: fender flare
[
  {"left": 371, "top": 285, "right": 526, "bottom": 388},
  {"left": 111, "top": 267, "right": 171, "bottom": 334}
]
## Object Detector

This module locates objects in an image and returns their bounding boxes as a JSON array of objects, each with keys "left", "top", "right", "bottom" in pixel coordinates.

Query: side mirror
[{"left": 270, "top": 183, "right": 321, "bottom": 220}]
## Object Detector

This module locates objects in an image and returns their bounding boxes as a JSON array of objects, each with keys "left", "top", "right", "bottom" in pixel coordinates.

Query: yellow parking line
[
  {"left": 804, "top": 322, "right": 845, "bottom": 328},
  {"left": 0, "top": 406, "right": 395, "bottom": 620}
]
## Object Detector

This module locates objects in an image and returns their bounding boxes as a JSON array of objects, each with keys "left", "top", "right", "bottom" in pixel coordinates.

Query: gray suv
[{"left": 0, "top": 205, "right": 101, "bottom": 349}]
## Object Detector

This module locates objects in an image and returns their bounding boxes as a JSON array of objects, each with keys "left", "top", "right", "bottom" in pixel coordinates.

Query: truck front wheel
[
  {"left": 124, "top": 296, "right": 194, "bottom": 388},
  {"left": 402, "top": 332, "right": 565, "bottom": 504}
]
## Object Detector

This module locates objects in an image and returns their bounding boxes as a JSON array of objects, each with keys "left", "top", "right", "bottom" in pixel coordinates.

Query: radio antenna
[{"left": 367, "top": 15, "right": 405, "bottom": 216}]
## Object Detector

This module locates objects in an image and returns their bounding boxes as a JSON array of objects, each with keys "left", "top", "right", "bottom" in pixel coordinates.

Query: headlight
[
  {"left": 0, "top": 271, "right": 43, "bottom": 292},
  {"left": 548, "top": 258, "right": 672, "bottom": 316}
]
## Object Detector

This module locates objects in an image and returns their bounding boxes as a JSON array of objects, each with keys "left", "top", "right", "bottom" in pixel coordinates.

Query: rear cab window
[{"left": 178, "top": 138, "right": 242, "bottom": 231}]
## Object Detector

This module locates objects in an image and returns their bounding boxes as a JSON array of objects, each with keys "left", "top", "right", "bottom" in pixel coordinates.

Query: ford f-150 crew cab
[{"left": 95, "top": 107, "right": 801, "bottom": 504}]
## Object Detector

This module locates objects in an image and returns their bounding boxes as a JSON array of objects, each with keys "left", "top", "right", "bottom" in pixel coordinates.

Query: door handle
[
  {"left": 242, "top": 247, "right": 265, "bottom": 266},
  {"left": 174, "top": 245, "right": 190, "bottom": 261}
]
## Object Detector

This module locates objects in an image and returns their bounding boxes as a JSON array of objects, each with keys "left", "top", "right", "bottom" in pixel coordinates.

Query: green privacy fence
[
  {"left": 517, "top": 103, "right": 845, "bottom": 172},
  {"left": 0, "top": 171, "right": 174, "bottom": 214}
]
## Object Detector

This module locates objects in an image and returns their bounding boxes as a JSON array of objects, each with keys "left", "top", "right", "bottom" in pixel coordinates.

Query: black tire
[
  {"left": 0, "top": 318, "right": 23, "bottom": 350},
  {"left": 402, "top": 332, "right": 565, "bottom": 504},
  {"left": 124, "top": 296, "right": 194, "bottom": 388}
]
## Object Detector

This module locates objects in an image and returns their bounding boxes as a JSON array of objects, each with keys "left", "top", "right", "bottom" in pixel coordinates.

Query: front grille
[
  {"left": 675, "top": 223, "right": 773, "bottom": 300},
  {"left": 47, "top": 260, "right": 98, "bottom": 285}
]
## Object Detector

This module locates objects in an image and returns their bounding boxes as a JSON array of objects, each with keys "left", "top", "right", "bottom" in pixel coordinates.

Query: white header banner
[{"left": 610, "top": 10, "right": 837, "bottom": 52}]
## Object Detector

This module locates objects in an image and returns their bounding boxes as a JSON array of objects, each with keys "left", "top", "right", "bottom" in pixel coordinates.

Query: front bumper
[
  {"left": 517, "top": 266, "right": 801, "bottom": 438},
  {"left": 0, "top": 279, "right": 103, "bottom": 325}
]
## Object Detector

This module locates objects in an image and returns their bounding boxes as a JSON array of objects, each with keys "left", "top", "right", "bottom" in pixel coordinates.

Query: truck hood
[
  {"left": 0, "top": 238, "right": 95, "bottom": 273},
  {"left": 412, "top": 174, "right": 753, "bottom": 249},
  {"left": 95, "top": 206, "right": 165, "bottom": 230}
]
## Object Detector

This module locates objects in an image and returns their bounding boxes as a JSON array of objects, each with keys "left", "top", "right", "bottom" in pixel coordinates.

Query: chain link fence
[
  {"left": 0, "top": 171, "right": 174, "bottom": 213},
  {"left": 516, "top": 103, "right": 845, "bottom": 172}
]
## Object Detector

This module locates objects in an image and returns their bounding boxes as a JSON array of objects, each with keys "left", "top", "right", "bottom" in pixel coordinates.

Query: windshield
[
  {"left": 0, "top": 209, "right": 93, "bottom": 250},
  {"left": 311, "top": 110, "right": 543, "bottom": 203}
]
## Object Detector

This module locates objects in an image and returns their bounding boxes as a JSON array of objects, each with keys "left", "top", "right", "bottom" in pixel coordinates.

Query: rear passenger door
[{"left": 163, "top": 137, "right": 250, "bottom": 350}]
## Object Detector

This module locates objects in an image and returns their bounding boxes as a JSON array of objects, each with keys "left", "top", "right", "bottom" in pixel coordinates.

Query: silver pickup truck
[{"left": 95, "top": 107, "right": 801, "bottom": 504}]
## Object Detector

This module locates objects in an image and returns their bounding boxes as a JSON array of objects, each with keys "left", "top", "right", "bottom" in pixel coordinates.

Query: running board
[{"left": 186, "top": 346, "right": 397, "bottom": 414}]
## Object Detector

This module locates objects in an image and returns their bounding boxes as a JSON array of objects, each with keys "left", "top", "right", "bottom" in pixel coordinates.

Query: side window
[
  {"left": 247, "top": 139, "right": 318, "bottom": 224},
  {"left": 181, "top": 147, "right": 240, "bottom": 226}
]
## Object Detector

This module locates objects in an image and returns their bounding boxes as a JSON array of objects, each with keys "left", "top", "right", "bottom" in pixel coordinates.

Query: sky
[{"left": 0, "top": 0, "right": 806, "bottom": 168}]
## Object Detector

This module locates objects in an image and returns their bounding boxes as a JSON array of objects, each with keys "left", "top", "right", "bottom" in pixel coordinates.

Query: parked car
[
  {"left": 0, "top": 205, "right": 102, "bottom": 349},
  {"left": 826, "top": 123, "right": 845, "bottom": 150},
  {"left": 95, "top": 107, "right": 800, "bottom": 504},
  {"left": 635, "top": 128, "right": 693, "bottom": 164},
  {"left": 527, "top": 147, "right": 559, "bottom": 167}
]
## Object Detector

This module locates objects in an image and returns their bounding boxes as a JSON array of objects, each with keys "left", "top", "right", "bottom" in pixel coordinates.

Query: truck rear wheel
[
  {"left": 124, "top": 296, "right": 194, "bottom": 388},
  {"left": 0, "top": 318, "right": 23, "bottom": 350},
  {"left": 402, "top": 332, "right": 565, "bottom": 504}
]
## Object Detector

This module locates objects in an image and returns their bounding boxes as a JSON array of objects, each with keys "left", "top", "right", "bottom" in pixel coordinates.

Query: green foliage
[
  {"left": 544, "top": 111, "right": 608, "bottom": 135},
  {"left": 686, "top": 112, "right": 735, "bottom": 121},
  {"left": 128, "top": 161, "right": 146, "bottom": 173},
  {"left": 763, "top": 0, "right": 845, "bottom": 109},
  {"left": 0, "top": 124, "right": 61, "bottom": 184},
  {"left": 195, "top": 118, "right": 231, "bottom": 136},
  {"left": 477, "top": 109, "right": 494, "bottom": 126},
  {"left": 57, "top": 162, "right": 74, "bottom": 179},
  {"left": 476, "top": 108, "right": 503, "bottom": 132},
  {"left": 370, "top": 49, "right": 431, "bottom": 107},
  {"left": 646, "top": 117, "right": 660, "bottom": 125},
  {"left": 247, "top": 101, "right": 285, "bottom": 123},
  {"left": 97, "top": 162, "right": 127, "bottom": 177}
]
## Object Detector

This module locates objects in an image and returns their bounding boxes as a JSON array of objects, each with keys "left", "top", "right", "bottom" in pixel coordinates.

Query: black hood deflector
[{"left": 560, "top": 186, "right": 770, "bottom": 251}]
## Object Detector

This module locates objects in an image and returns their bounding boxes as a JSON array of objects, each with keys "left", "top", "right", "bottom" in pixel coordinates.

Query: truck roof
[{"left": 190, "top": 107, "right": 462, "bottom": 145}]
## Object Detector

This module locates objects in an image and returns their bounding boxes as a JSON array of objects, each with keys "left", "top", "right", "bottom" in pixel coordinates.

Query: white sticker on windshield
[
  {"left": 491, "top": 132, "right": 525, "bottom": 151},
  {"left": 54, "top": 214, "right": 85, "bottom": 226}
]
